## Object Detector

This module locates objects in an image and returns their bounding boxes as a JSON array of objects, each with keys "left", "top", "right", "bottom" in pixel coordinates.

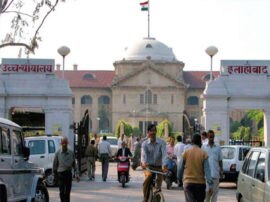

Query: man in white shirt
[
  {"left": 174, "top": 135, "right": 185, "bottom": 187},
  {"left": 202, "top": 130, "right": 223, "bottom": 202},
  {"left": 184, "top": 138, "right": 192, "bottom": 151},
  {"left": 117, "top": 133, "right": 126, "bottom": 149},
  {"left": 98, "top": 135, "right": 112, "bottom": 181},
  {"left": 201, "top": 131, "right": 209, "bottom": 146}
]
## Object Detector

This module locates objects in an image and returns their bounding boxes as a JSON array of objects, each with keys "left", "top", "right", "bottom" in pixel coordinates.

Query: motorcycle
[
  {"left": 116, "top": 156, "right": 131, "bottom": 187},
  {"left": 164, "top": 155, "right": 178, "bottom": 189}
]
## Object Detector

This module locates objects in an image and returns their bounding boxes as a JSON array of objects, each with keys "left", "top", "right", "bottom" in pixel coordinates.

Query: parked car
[
  {"left": 0, "top": 117, "right": 49, "bottom": 202},
  {"left": 236, "top": 147, "right": 270, "bottom": 202},
  {"left": 221, "top": 145, "right": 251, "bottom": 182},
  {"left": 25, "top": 135, "right": 62, "bottom": 187}
]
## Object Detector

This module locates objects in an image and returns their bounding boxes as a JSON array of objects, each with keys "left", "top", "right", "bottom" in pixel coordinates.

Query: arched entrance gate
[
  {"left": 0, "top": 58, "right": 74, "bottom": 145},
  {"left": 202, "top": 60, "right": 270, "bottom": 146}
]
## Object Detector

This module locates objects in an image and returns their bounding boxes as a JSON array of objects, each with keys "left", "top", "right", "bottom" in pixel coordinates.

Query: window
[
  {"left": 246, "top": 151, "right": 260, "bottom": 177},
  {"left": 239, "top": 147, "right": 250, "bottom": 161},
  {"left": 0, "top": 127, "right": 11, "bottom": 154},
  {"left": 12, "top": 130, "right": 23, "bottom": 156},
  {"left": 28, "top": 140, "right": 45, "bottom": 155},
  {"left": 254, "top": 152, "right": 265, "bottom": 182},
  {"left": 48, "top": 140, "right": 55, "bottom": 153},
  {"left": 123, "top": 95, "right": 126, "bottom": 104},
  {"left": 83, "top": 73, "right": 95, "bottom": 80},
  {"left": 187, "top": 96, "right": 199, "bottom": 105},
  {"left": 171, "top": 95, "right": 174, "bottom": 104},
  {"left": 81, "top": 95, "right": 92, "bottom": 104},
  {"left": 221, "top": 147, "right": 235, "bottom": 160},
  {"left": 145, "top": 89, "right": 152, "bottom": 104},
  {"left": 153, "top": 94, "right": 157, "bottom": 104},
  {"left": 146, "top": 44, "right": 152, "bottom": 48},
  {"left": 72, "top": 97, "right": 75, "bottom": 105},
  {"left": 140, "top": 94, "right": 144, "bottom": 104},
  {"left": 98, "top": 96, "right": 110, "bottom": 104}
]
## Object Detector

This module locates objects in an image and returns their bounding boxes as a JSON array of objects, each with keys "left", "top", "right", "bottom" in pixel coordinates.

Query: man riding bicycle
[{"left": 141, "top": 124, "right": 168, "bottom": 202}]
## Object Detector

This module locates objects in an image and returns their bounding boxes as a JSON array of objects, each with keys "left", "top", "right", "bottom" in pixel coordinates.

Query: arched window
[
  {"left": 146, "top": 44, "right": 152, "bottom": 48},
  {"left": 187, "top": 96, "right": 199, "bottom": 105},
  {"left": 98, "top": 96, "right": 110, "bottom": 104},
  {"left": 81, "top": 95, "right": 92, "bottom": 105},
  {"left": 83, "top": 73, "right": 95, "bottom": 80},
  {"left": 145, "top": 90, "right": 152, "bottom": 104}
]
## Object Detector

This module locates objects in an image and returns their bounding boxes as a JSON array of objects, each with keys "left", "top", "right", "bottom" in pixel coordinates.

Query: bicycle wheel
[
  {"left": 153, "top": 191, "right": 165, "bottom": 202},
  {"left": 147, "top": 188, "right": 154, "bottom": 202}
]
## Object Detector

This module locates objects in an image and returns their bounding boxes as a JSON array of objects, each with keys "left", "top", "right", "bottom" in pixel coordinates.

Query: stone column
[
  {"left": 45, "top": 108, "right": 74, "bottom": 149},
  {"left": 203, "top": 106, "right": 230, "bottom": 145},
  {"left": 264, "top": 110, "right": 270, "bottom": 146},
  {"left": 92, "top": 96, "right": 99, "bottom": 133}
]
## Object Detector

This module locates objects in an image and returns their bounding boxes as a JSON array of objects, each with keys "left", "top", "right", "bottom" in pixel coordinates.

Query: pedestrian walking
[
  {"left": 98, "top": 135, "right": 112, "bottom": 181},
  {"left": 178, "top": 134, "right": 213, "bottom": 202},
  {"left": 53, "top": 136, "right": 80, "bottom": 202},
  {"left": 85, "top": 139, "right": 98, "bottom": 180},
  {"left": 184, "top": 138, "right": 192, "bottom": 151},
  {"left": 166, "top": 136, "right": 175, "bottom": 156},
  {"left": 174, "top": 135, "right": 185, "bottom": 187},
  {"left": 118, "top": 133, "right": 127, "bottom": 149},
  {"left": 141, "top": 124, "right": 167, "bottom": 202},
  {"left": 201, "top": 131, "right": 209, "bottom": 146},
  {"left": 202, "top": 130, "right": 223, "bottom": 202}
]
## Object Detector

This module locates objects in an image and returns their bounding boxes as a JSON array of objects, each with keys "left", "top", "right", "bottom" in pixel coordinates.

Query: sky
[{"left": 1, "top": 0, "right": 270, "bottom": 71}]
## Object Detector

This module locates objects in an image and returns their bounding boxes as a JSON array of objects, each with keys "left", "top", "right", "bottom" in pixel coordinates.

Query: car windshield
[
  {"left": 106, "top": 138, "right": 117, "bottom": 145},
  {"left": 221, "top": 147, "right": 236, "bottom": 159}
]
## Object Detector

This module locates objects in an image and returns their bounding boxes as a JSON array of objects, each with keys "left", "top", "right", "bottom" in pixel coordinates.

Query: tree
[
  {"left": 0, "top": 0, "right": 65, "bottom": 54},
  {"left": 132, "top": 126, "right": 141, "bottom": 137},
  {"left": 115, "top": 119, "right": 133, "bottom": 138},
  {"left": 156, "top": 119, "right": 172, "bottom": 138}
]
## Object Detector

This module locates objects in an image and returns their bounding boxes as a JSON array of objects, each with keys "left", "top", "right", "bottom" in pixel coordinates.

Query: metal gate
[{"left": 74, "top": 110, "right": 89, "bottom": 174}]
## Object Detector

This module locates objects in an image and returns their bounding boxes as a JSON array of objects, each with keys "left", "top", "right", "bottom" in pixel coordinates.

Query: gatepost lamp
[
  {"left": 57, "top": 46, "right": 70, "bottom": 79},
  {"left": 205, "top": 46, "right": 218, "bottom": 81}
]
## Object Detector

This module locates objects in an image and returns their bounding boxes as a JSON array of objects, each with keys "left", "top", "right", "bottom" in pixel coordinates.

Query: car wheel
[
  {"left": 45, "top": 170, "right": 57, "bottom": 187},
  {"left": 238, "top": 196, "right": 244, "bottom": 202},
  {"left": 35, "top": 182, "right": 49, "bottom": 202},
  {"left": 0, "top": 185, "right": 7, "bottom": 202}
]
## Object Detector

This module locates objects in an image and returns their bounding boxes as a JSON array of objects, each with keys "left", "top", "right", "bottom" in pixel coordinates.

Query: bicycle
[{"left": 146, "top": 168, "right": 167, "bottom": 202}]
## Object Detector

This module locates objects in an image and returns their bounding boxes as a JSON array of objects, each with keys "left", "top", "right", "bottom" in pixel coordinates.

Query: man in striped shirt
[{"left": 141, "top": 124, "right": 167, "bottom": 202}]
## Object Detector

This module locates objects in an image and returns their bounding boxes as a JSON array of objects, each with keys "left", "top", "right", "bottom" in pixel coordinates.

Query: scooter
[
  {"left": 117, "top": 156, "right": 131, "bottom": 187},
  {"left": 164, "top": 155, "right": 178, "bottom": 189}
]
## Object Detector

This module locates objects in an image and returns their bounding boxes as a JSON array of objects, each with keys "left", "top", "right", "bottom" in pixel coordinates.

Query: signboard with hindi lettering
[
  {"left": 220, "top": 60, "right": 270, "bottom": 76},
  {"left": 0, "top": 58, "right": 54, "bottom": 74}
]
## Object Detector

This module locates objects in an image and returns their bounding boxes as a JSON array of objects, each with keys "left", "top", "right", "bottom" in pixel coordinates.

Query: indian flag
[{"left": 140, "top": 1, "right": 149, "bottom": 11}]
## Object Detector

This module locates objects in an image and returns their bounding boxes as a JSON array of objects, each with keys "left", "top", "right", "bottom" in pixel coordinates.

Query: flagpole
[{"left": 148, "top": 0, "right": 150, "bottom": 38}]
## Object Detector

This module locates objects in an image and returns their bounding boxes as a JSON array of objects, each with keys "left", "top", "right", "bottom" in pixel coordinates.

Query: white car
[
  {"left": 237, "top": 147, "right": 270, "bottom": 202},
  {"left": 25, "top": 135, "right": 62, "bottom": 186},
  {"left": 221, "top": 145, "right": 251, "bottom": 183},
  {"left": 0, "top": 118, "right": 48, "bottom": 202}
]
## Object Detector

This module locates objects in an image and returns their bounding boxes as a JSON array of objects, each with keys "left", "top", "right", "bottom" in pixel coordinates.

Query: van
[
  {"left": 221, "top": 145, "right": 251, "bottom": 182},
  {"left": 0, "top": 117, "right": 48, "bottom": 202},
  {"left": 25, "top": 135, "right": 62, "bottom": 187},
  {"left": 236, "top": 147, "right": 270, "bottom": 202}
]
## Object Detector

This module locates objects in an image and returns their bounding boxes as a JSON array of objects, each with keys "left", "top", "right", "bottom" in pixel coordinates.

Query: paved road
[{"left": 48, "top": 162, "right": 237, "bottom": 202}]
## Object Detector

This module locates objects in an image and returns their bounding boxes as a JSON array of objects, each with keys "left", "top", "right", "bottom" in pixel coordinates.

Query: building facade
[{"left": 56, "top": 38, "right": 215, "bottom": 136}]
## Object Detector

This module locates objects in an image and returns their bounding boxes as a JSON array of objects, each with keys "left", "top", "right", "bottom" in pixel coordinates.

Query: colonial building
[{"left": 55, "top": 38, "right": 219, "bottom": 135}]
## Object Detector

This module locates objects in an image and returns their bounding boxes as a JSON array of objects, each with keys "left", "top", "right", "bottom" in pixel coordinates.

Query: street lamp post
[
  {"left": 205, "top": 46, "right": 218, "bottom": 81},
  {"left": 57, "top": 46, "right": 70, "bottom": 79}
]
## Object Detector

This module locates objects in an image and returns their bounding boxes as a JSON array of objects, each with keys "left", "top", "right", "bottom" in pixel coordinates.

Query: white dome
[{"left": 123, "top": 38, "right": 177, "bottom": 62}]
